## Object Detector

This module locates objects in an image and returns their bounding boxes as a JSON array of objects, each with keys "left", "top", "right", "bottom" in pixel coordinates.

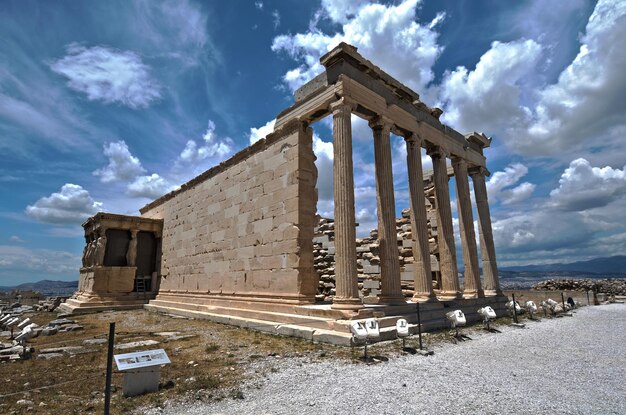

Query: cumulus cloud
[
  {"left": 127, "top": 174, "right": 174, "bottom": 199},
  {"left": 313, "top": 134, "right": 334, "bottom": 202},
  {"left": 25, "top": 184, "right": 102, "bottom": 224},
  {"left": 93, "top": 141, "right": 146, "bottom": 183},
  {"left": 249, "top": 119, "right": 276, "bottom": 145},
  {"left": 174, "top": 120, "right": 234, "bottom": 179},
  {"left": 439, "top": 39, "right": 543, "bottom": 134},
  {"left": 514, "top": 0, "right": 626, "bottom": 156},
  {"left": 486, "top": 163, "right": 536, "bottom": 205},
  {"left": 439, "top": 0, "right": 626, "bottom": 161},
  {"left": 50, "top": 44, "right": 161, "bottom": 108},
  {"left": 549, "top": 158, "right": 626, "bottom": 211},
  {"left": 321, "top": 0, "right": 370, "bottom": 24},
  {"left": 493, "top": 158, "right": 626, "bottom": 264},
  {"left": 272, "top": 0, "right": 444, "bottom": 95}
]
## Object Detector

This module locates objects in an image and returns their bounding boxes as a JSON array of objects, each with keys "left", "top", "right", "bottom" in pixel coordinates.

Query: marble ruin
[
  {"left": 59, "top": 213, "right": 163, "bottom": 314},
  {"left": 61, "top": 43, "right": 506, "bottom": 343}
]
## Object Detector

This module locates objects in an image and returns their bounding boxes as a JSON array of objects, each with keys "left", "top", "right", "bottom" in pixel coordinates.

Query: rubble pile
[
  {"left": 314, "top": 196, "right": 440, "bottom": 303},
  {"left": 533, "top": 279, "right": 626, "bottom": 296},
  {"left": 33, "top": 296, "right": 68, "bottom": 312},
  {"left": 0, "top": 307, "right": 83, "bottom": 362}
]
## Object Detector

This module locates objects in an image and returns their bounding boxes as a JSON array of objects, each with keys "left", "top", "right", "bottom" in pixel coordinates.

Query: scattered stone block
[{"left": 114, "top": 340, "right": 159, "bottom": 350}]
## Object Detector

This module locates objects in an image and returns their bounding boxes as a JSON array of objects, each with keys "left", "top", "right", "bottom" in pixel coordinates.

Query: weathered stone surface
[{"left": 114, "top": 340, "right": 159, "bottom": 350}]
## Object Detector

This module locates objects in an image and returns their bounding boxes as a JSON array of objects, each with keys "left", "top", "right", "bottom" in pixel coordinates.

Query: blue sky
[{"left": 1, "top": 0, "right": 625, "bottom": 284}]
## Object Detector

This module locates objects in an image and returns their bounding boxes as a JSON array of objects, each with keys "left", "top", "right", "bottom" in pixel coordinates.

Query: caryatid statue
[
  {"left": 126, "top": 230, "right": 138, "bottom": 266},
  {"left": 94, "top": 233, "right": 107, "bottom": 266},
  {"left": 85, "top": 238, "right": 96, "bottom": 267}
]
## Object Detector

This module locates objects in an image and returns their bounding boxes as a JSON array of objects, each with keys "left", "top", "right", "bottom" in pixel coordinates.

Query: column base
[
  {"left": 378, "top": 295, "right": 408, "bottom": 306},
  {"left": 483, "top": 289, "right": 503, "bottom": 297},
  {"left": 439, "top": 291, "right": 463, "bottom": 300},
  {"left": 463, "top": 289, "right": 485, "bottom": 299},
  {"left": 411, "top": 293, "right": 438, "bottom": 303},
  {"left": 331, "top": 297, "right": 363, "bottom": 310}
]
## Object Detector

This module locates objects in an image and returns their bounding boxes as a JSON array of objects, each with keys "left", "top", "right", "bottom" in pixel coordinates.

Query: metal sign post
[
  {"left": 416, "top": 302, "right": 423, "bottom": 351},
  {"left": 104, "top": 322, "right": 115, "bottom": 415}
]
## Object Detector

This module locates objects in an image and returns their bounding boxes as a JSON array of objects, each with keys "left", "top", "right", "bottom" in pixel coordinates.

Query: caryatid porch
[{"left": 275, "top": 42, "right": 503, "bottom": 309}]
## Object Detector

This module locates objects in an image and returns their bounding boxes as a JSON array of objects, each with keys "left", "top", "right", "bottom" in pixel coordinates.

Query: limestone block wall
[
  {"left": 140, "top": 120, "right": 318, "bottom": 303},
  {"left": 314, "top": 197, "right": 442, "bottom": 302}
]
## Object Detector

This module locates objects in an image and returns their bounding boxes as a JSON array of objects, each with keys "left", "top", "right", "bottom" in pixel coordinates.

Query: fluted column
[
  {"left": 470, "top": 167, "right": 502, "bottom": 295},
  {"left": 428, "top": 146, "right": 461, "bottom": 299},
  {"left": 405, "top": 134, "right": 436, "bottom": 302},
  {"left": 330, "top": 98, "right": 362, "bottom": 310},
  {"left": 370, "top": 116, "right": 404, "bottom": 305},
  {"left": 452, "top": 158, "right": 484, "bottom": 298}
]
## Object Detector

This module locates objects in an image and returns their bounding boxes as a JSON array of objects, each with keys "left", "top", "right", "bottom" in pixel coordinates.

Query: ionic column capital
[
  {"left": 368, "top": 115, "right": 394, "bottom": 131},
  {"left": 404, "top": 132, "right": 424, "bottom": 147},
  {"left": 329, "top": 97, "right": 357, "bottom": 115},
  {"left": 451, "top": 157, "right": 468, "bottom": 169},
  {"left": 427, "top": 145, "right": 448, "bottom": 159},
  {"left": 468, "top": 166, "right": 490, "bottom": 177}
]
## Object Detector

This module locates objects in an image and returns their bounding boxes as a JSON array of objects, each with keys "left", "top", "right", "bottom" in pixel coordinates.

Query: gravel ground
[{"left": 150, "top": 303, "right": 626, "bottom": 415}]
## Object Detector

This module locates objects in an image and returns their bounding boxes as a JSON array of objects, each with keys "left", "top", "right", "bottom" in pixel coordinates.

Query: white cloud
[
  {"left": 25, "top": 184, "right": 102, "bottom": 224},
  {"left": 0, "top": 245, "right": 79, "bottom": 274},
  {"left": 272, "top": 10, "right": 281, "bottom": 29},
  {"left": 127, "top": 174, "right": 174, "bottom": 199},
  {"left": 129, "top": 0, "right": 215, "bottom": 68},
  {"left": 486, "top": 163, "right": 536, "bottom": 205},
  {"left": 549, "top": 158, "right": 626, "bottom": 211},
  {"left": 439, "top": 39, "right": 543, "bottom": 134},
  {"left": 272, "top": 0, "right": 444, "bottom": 95},
  {"left": 93, "top": 140, "right": 146, "bottom": 183},
  {"left": 492, "top": 158, "right": 626, "bottom": 264},
  {"left": 313, "top": 133, "right": 334, "bottom": 202},
  {"left": 513, "top": 0, "right": 626, "bottom": 157},
  {"left": 255, "top": 1, "right": 263, "bottom": 10},
  {"left": 249, "top": 119, "right": 275, "bottom": 145},
  {"left": 321, "top": 0, "right": 370, "bottom": 24},
  {"left": 50, "top": 44, "right": 161, "bottom": 108},
  {"left": 9, "top": 236, "right": 25, "bottom": 243},
  {"left": 174, "top": 120, "right": 234, "bottom": 179}
]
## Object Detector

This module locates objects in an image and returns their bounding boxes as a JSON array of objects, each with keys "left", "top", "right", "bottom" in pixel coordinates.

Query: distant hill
[
  {"left": 500, "top": 255, "right": 626, "bottom": 275},
  {"left": 0, "top": 280, "right": 78, "bottom": 296}
]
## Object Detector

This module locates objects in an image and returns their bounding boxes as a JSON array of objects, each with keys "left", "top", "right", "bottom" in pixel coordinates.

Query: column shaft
[
  {"left": 429, "top": 147, "right": 461, "bottom": 299},
  {"left": 330, "top": 99, "right": 362, "bottom": 309},
  {"left": 452, "top": 158, "right": 483, "bottom": 298},
  {"left": 405, "top": 135, "right": 436, "bottom": 302},
  {"left": 371, "top": 118, "right": 404, "bottom": 304},
  {"left": 470, "top": 168, "right": 502, "bottom": 295}
]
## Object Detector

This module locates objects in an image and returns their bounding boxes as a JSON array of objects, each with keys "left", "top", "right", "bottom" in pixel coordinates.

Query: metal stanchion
[
  {"left": 416, "top": 302, "right": 423, "bottom": 351},
  {"left": 104, "top": 322, "right": 115, "bottom": 415}
]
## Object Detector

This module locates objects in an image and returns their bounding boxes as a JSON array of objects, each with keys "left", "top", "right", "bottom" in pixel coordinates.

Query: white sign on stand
[{"left": 114, "top": 349, "right": 170, "bottom": 396}]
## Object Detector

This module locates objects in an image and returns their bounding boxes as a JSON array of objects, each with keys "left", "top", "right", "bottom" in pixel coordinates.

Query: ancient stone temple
[
  {"left": 59, "top": 213, "right": 163, "bottom": 314},
  {"left": 61, "top": 43, "right": 506, "bottom": 343}
]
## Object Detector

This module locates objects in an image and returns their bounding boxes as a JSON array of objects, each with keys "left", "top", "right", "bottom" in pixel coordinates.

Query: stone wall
[
  {"left": 140, "top": 120, "right": 319, "bottom": 303},
  {"left": 314, "top": 195, "right": 441, "bottom": 303}
]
